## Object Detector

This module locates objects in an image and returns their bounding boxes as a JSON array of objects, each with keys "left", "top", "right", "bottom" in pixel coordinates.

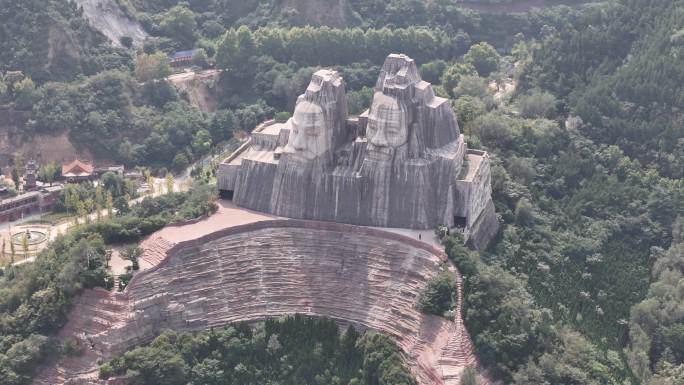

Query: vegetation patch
[
  {"left": 416, "top": 268, "right": 456, "bottom": 318},
  {"left": 0, "top": 185, "right": 216, "bottom": 385},
  {"left": 99, "top": 315, "right": 415, "bottom": 385}
]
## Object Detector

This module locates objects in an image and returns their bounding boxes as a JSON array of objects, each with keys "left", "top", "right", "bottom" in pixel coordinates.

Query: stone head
[
  {"left": 375, "top": 54, "right": 421, "bottom": 92},
  {"left": 365, "top": 92, "right": 408, "bottom": 161},
  {"left": 287, "top": 99, "right": 329, "bottom": 161}
]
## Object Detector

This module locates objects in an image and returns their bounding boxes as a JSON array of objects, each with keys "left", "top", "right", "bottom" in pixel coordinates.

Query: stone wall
[
  {"left": 216, "top": 54, "right": 498, "bottom": 249},
  {"left": 32, "top": 220, "right": 480, "bottom": 385}
]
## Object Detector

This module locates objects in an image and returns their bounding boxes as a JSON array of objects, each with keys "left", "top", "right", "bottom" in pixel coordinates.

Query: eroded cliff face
[
  {"left": 32, "top": 221, "right": 479, "bottom": 385},
  {"left": 72, "top": 0, "right": 147, "bottom": 47},
  {"left": 0, "top": 108, "right": 93, "bottom": 169},
  {"left": 167, "top": 70, "right": 220, "bottom": 112}
]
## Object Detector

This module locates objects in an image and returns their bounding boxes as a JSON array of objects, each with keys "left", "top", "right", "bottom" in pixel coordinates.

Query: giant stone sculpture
[{"left": 218, "top": 54, "right": 498, "bottom": 248}]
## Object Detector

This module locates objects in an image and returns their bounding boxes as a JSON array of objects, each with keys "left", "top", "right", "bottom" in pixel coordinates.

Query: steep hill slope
[
  {"left": 520, "top": 0, "right": 684, "bottom": 178},
  {"left": 73, "top": 0, "right": 147, "bottom": 47},
  {"left": 0, "top": 0, "right": 131, "bottom": 82}
]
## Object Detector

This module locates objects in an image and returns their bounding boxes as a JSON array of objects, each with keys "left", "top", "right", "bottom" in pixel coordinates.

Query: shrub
[
  {"left": 99, "top": 362, "right": 113, "bottom": 379},
  {"left": 172, "top": 153, "right": 190, "bottom": 172},
  {"left": 416, "top": 269, "right": 456, "bottom": 316},
  {"left": 517, "top": 89, "right": 557, "bottom": 118},
  {"left": 191, "top": 48, "right": 209, "bottom": 68},
  {"left": 119, "top": 272, "right": 133, "bottom": 291},
  {"left": 274, "top": 111, "right": 291, "bottom": 122},
  {"left": 460, "top": 367, "right": 478, "bottom": 385},
  {"left": 121, "top": 245, "right": 142, "bottom": 271},
  {"left": 120, "top": 36, "right": 133, "bottom": 49},
  {"left": 61, "top": 338, "right": 82, "bottom": 357}
]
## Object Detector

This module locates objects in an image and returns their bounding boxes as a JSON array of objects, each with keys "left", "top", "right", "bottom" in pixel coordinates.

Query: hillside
[
  {"left": 520, "top": 0, "right": 684, "bottom": 178},
  {"left": 73, "top": 0, "right": 147, "bottom": 47},
  {"left": 0, "top": 0, "right": 131, "bottom": 82}
]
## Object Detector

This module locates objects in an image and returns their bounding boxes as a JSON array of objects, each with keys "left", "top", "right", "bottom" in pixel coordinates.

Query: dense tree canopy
[{"left": 100, "top": 316, "right": 414, "bottom": 385}]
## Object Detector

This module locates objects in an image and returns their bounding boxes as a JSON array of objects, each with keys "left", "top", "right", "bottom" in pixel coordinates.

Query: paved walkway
[
  {"left": 145, "top": 200, "right": 443, "bottom": 252},
  {"left": 150, "top": 200, "right": 278, "bottom": 244}
]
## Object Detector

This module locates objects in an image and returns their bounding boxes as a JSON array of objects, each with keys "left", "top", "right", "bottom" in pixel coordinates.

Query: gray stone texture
[{"left": 218, "top": 54, "right": 498, "bottom": 248}]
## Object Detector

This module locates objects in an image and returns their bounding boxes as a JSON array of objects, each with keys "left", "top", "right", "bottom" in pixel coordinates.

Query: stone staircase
[
  {"left": 439, "top": 323, "right": 477, "bottom": 384},
  {"left": 437, "top": 263, "right": 481, "bottom": 385},
  {"left": 139, "top": 236, "right": 176, "bottom": 268},
  {"left": 33, "top": 222, "right": 482, "bottom": 385},
  {"left": 32, "top": 288, "right": 131, "bottom": 385}
]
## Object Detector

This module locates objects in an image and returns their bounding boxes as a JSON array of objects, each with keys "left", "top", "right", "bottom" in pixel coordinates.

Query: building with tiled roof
[{"left": 62, "top": 160, "right": 94, "bottom": 182}]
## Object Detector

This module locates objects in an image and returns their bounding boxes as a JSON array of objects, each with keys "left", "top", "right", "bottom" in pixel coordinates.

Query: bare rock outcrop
[
  {"left": 32, "top": 220, "right": 479, "bottom": 385},
  {"left": 281, "top": 0, "right": 353, "bottom": 27},
  {"left": 0, "top": 108, "right": 93, "bottom": 169},
  {"left": 167, "top": 70, "right": 220, "bottom": 113},
  {"left": 218, "top": 54, "right": 498, "bottom": 248},
  {"left": 73, "top": 0, "right": 147, "bottom": 47}
]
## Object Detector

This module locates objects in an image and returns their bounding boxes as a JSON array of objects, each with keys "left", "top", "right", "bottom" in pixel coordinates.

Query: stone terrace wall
[{"left": 32, "top": 220, "right": 479, "bottom": 385}]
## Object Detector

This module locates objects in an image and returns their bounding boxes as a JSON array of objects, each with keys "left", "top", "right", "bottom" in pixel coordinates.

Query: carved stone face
[
  {"left": 288, "top": 100, "right": 328, "bottom": 160},
  {"left": 366, "top": 92, "right": 408, "bottom": 161}
]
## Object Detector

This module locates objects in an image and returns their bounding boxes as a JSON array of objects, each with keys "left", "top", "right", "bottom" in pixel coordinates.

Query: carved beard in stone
[
  {"left": 365, "top": 92, "right": 408, "bottom": 162},
  {"left": 287, "top": 100, "right": 329, "bottom": 161}
]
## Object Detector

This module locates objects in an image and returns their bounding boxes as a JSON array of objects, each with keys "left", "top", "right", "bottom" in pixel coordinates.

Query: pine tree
[
  {"left": 96, "top": 203, "right": 102, "bottom": 222},
  {"left": 166, "top": 174, "right": 174, "bottom": 195},
  {"left": 95, "top": 185, "right": 104, "bottom": 207},
  {"left": 147, "top": 175, "right": 155, "bottom": 195},
  {"left": 105, "top": 191, "right": 114, "bottom": 217},
  {"left": 10, "top": 240, "right": 15, "bottom": 265},
  {"left": 21, "top": 234, "right": 28, "bottom": 257}
]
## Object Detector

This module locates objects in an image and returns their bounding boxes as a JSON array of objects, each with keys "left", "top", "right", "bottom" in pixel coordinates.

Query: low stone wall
[{"left": 163, "top": 214, "right": 210, "bottom": 228}]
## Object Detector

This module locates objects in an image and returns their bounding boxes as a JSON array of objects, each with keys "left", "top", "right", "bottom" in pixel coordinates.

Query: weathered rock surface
[
  {"left": 0, "top": 108, "right": 94, "bottom": 169},
  {"left": 73, "top": 0, "right": 147, "bottom": 47},
  {"left": 167, "top": 70, "right": 220, "bottom": 112},
  {"left": 218, "top": 54, "right": 498, "bottom": 248},
  {"left": 32, "top": 220, "right": 480, "bottom": 385},
  {"left": 281, "top": 0, "right": 353, "bottom": 27}
]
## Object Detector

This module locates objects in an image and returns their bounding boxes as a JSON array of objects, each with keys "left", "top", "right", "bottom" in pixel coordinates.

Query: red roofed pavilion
[{"left": 62, "top": 160, "right": 95, "bottom": 182}]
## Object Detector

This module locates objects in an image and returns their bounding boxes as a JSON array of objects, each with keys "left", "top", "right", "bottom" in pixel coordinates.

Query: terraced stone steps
[
  {"left": 33, "top": 221, "right": 482, "bottom": 385},
  {"left": 139, "top": 236, "right": 176, "bottom": 267}
]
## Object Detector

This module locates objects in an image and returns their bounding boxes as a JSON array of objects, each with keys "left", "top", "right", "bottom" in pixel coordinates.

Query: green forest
[
  {"left": 0, "top": 0, "right": 682, "bottom": 384},
  {"left": 99, "top": 316, "right": 414, "bottom": 385},
  {"left": 0, "top": 185, "right": 216, "bottom": 384}
]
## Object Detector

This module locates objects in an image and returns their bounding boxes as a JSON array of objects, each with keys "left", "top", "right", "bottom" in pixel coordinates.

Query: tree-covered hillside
[
  {"left": 0, "top": 0, "right": 131, "bottom": 82},
  {"left": 99, "top": 316, "right": 414, "bottom": 385},
  {"left": 520, "top": 0, "right": 684, "bottom": 178}
]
